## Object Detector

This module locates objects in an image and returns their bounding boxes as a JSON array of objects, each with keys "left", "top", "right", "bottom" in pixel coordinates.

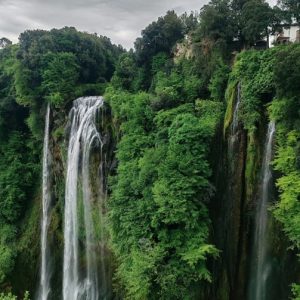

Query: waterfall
[
  {"left": 63, "top": 96, "right": 104, "bottom": 300},
  {"left": 38, "top": 104, "right": 52, "bottom": 300},
  {"left": 228, "top": 82, "right": 241, "bottom": 163},
  {"left": 249, "top": 121, "right": 276, "bottom": 300},
  {"left": 231, "top": 82, "right": 241, "bottom": 135}
]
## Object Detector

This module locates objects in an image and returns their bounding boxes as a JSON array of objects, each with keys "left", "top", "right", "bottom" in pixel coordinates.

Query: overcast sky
[{"left": 0, "top": 0, "right": 278, "bottom": 49}]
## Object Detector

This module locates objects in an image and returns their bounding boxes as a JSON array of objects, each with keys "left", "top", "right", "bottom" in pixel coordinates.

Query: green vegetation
[
  {"left": 268, "top": 45, "right": 300, "bottom": 296},
  {"left": 106, "top": 92, "right": 222, "bottom": 299},
  {"left": 223, "top": 46, "right": 300, "bottom": 263},
  {"left": 105, "top": 10, "right": 234, "bottom": 297},
  {"left": 0, "top": 291, "right": 29, "bottom": 300},
  {"left": 222, "top": 44, "right": 300, "bottom": 297},
  {"left": 0, "top": 44, "right": 40, "bottom": 290},
  {"left": 278, "top": 0, "right": 300, "bottom": 23},
  {"left": 14, "top": 27, "right": 123, "bottom": 137},
  {"left": 0, "top": 0, "right": 299, "bottom": 298},
  {"left": 0, "top": 27, "right": 122, "bottom": 293}
]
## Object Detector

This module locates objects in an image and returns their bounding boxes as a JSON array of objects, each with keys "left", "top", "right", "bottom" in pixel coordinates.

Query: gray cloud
[{"left": 0, "top": 0, "right": 277, "bottom": 49}]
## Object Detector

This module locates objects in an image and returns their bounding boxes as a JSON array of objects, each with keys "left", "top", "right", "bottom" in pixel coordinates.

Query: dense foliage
[
  {"left": 105, "top": 9, "right": 234, "bottom": 298},
  {"left": 0, "top": 291, "right": 29, "bottom": 300},
  {"left": 223, "top": 44, "right": 300, "bottom": 297},
  {"left": 107, "top": 84, "right": 223, "bottom": 298},
  {"left": 0, "top": 27, "right": 122, "bottom": 294},
  {"left": 0, "top": 0, "right": 299, "bottom": 298},
  {"left": 0, "top": 44, "right": 40, "bottom": 290},
  {"left": 278, "top": 0, "right": 300, "bottom": 23},
  {"left": 269, "top": 45, "right": 300, "bottom": 298},
  {"left": 14, "top": 27, "right": 123, "bottom": 137}
]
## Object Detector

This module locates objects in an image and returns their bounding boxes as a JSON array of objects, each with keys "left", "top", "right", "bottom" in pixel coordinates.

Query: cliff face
[
  {"left": 13, "top": 90, "right": 297, "bottom": 300},
  {"left": 6, "top": 45, "right": 300, "bottom": 300},
  {"left": 210, "top": 81, "right": 299, "bottom": 300},
  {"left": 47, "top": 102, "right": 117, "bottom": 299},
  {"left": 9, "top": 102, "right": 117, "bottom": 298}
]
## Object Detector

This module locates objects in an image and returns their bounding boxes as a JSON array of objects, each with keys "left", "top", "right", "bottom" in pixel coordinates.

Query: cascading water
[
  {"left": 228, "top": 82, "right": 241, "bottom": 155},
  {"left": 38, "top": 104, "right": 52, "bottom": 300},
  {"left": 228, "top": 82, "right": 242, "bottom": 174},
  {"left": 63, "top": 96, "right": 105, "bottom": 300},
  {"left": 249, "top": 121, "right": 276, "bottom": 300},
  {"left": 231, "top": 82, "right": 241, "bottom": 135}
]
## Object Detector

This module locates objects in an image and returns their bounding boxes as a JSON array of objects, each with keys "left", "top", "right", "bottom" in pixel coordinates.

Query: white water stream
[
  {"left": 63, "top": 97, "right": 104, "bottom": 300},
  {"left": 249, "top": 121, "right": 276, "bottom": 300},
  {"left": 38, "top": 104, "right": 52, "bottom": 300}
]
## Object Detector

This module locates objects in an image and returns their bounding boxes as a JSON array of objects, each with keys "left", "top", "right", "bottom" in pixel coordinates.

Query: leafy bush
[
  {"left": 0, "top": 291, "right": 29, "bottom": 300},
  {"left": 42, "top": 52, "right": 79, "bottom": 107}
]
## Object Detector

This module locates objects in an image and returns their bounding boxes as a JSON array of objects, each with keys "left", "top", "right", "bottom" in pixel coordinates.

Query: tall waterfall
[
  {"left": 228, "top": 82, "right": 241, "bottom": 162},
  {"left": 249, "top": 121, "right": 276, "bottom": 300},
  {"left": 38, "top": 104, "right": 52, "bottom": 300},
  {"left": 63, "top": 96, "right": 104, "bottom": 300}
]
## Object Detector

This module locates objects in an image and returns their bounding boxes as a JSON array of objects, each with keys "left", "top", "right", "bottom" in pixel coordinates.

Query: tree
[
  {"left": 196, "top": 0, "right": 236, "bottom": 44},
  {"left": 274, "top": 45, "right": 300, "bottom": 98},
  {"left": 135, "top": 11, "right": 184, "bottom": 65},
  {"left": 180, "top": 12, "right": 199, "bottom": 34},
  {"left": 240, "top": 0, "right": 274, "bottom": 46},
  {"left": 195, "top": 0, "right": 277, "bottom": 49},
  {"left": 41, "top": 52, "right": 79, "bottom": 107},
  {"left": 17, "top": 27, "right": 122, "bottom": 92},
  {"left": 278, "top": 0, "right": 300, "bottom": 23},
  {"left": 111, "top": 52, "right": 137, "bottom": 91},
  {"left": 0, "top": 38, "right": 12, "bottom": 49}
]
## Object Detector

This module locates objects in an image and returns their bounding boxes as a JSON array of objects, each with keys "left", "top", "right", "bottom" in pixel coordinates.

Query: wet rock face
[
  {"left": 34, "top": 99, "right": 117, "bottom": 299},
  {"left": 209, "top": 100, "right": 299, "bottom": 300},
  {"left": 227, "top": 128, "right": 247, "bottom": 300},
  {"left": 10, "top": 92, "right": 299, "bottom": 299},
  {"left": 63, "top": 100, "right": 116, "bottom": 299},
  {"left": 210, "top": 120, "right": 248, "bottom": 300}
]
